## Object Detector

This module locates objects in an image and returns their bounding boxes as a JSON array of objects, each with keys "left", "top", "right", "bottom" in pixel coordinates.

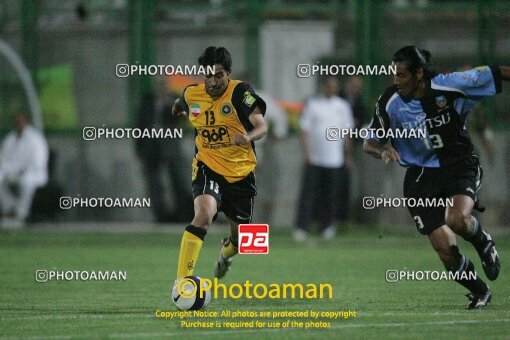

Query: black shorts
[
  {"left": 403, "top": 155, "right": 482, "bottom": 235},
  {"left": 192, "top": 161, "right": 257, "bottom": 224}
]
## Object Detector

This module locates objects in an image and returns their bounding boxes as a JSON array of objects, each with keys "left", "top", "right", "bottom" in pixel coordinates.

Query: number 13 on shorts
[{"left": 238, "top": 224, "right": 269, "bottom": 254}]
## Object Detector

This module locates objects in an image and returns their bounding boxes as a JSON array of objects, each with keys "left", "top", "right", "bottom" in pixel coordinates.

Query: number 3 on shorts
[
  {"left": 209, "top": 180, "right": 219, "bottom": 194},
  {"left": 413, "top": 216, "right": 424, "bottom": 230}
]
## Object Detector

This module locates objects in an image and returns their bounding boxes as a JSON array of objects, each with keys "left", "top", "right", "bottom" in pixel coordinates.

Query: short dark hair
[
  {"left": 198, "top": 46, "right": 232, "bottom": 73},
  {"left": 393, "top": 46, "right": 434, "bottom": 79}
]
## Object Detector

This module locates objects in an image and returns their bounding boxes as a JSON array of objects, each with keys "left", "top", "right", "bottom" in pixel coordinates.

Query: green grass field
[{"left": 1, "top": 227, "right": 509, "bottom": 339}]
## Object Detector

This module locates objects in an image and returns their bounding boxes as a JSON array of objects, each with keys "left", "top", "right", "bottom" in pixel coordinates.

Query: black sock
[
  {"left": 185, "top": 225, "right": 207, "bottom": 240},
  {"left": 229, "top": 235, "right": 238, "bottom": 247},
  {"left": 464, "top": 216, "right": 487, "bottom": 251},
  {"left": 455, "top": 256, "right": 488, "bottom": 294},
  {"left": 444, "top": 246, "right": 488, "bottom": 295}
]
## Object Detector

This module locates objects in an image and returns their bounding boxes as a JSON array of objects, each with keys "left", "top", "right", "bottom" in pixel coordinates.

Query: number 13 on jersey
[{"left": 423, "top": 134, "right": 444, "bottom": 149}]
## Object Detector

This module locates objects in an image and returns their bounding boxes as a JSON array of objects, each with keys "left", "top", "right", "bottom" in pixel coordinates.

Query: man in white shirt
[
  {"left": 294, "top": 76, "right": 354, "bottom": 241},
  {"left": 0, "top": 112, "right": 49, "bottom": 227}
]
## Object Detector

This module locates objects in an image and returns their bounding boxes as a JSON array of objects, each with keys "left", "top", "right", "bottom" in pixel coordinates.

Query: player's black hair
[
  {"left": 198, "top": 46, "right": 232, "bottom": 73},
  {"left": 393, "top": 46, "right": 435, "bottom": 79}
]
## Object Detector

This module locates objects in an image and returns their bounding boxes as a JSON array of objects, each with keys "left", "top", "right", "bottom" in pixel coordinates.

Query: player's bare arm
[
  {"left": 363, "top": 139, "right": 400, "bottom": 164},
  {"left": 233, "top": 107, "right": 267, "bottom": 145}
]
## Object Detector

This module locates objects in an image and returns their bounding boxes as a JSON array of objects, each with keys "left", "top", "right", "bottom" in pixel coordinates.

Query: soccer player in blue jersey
[{"left": 364, "top": 46, "right": 510, "bottom": 309}]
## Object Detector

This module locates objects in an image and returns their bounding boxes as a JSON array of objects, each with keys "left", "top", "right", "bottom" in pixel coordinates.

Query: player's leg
[
  {"left": 404, "top": 166, "right": 490, "bottom": 308},
  {"left": 444, "top": 158, "right": 500, "bottom": 281},
  {"left": 428, "top": 225, "right": 491, "bottom": 309},
  {"left": 214, "top": 172, "right": 256, "bottom": 278},
  {"left": 294, "top": 164, "right": 319, "bottom": 241},
  {"left": 176, "top": 194, "right": 217, "bottom": 279},
  {"left": 318, "top": 167, "right": 339, "bottom": 239},
  {"left": 0, "top": 180, "right": 16, "bottom": 217},
  {"left": 15, "top": 180, "right": 39, "bottom": 223},
  {"left": 214, "top": 216, "right": 240, "bottom": 279},
  {"left": 176, "top": 161, "right": 222, "bottom": 279}
]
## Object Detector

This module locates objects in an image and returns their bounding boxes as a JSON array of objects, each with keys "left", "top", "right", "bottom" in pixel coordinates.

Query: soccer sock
[
  {"left": 221, "top": 236, "right": 238, "bottom": 259},
  {"left": 464, "top": 215, "right": 488, "bottom": 252},
  {"left": 176, "top": 225, "right": 207, "bottom": 279},
  {"left": 444, "top": 246, "right": 488, "bottom": 294}
]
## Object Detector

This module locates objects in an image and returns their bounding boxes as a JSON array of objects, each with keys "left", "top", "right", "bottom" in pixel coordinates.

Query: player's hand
[
  {"left": 381, "top": 147, "right": 400, "bottom": 164},
  {"left": 172, "top": 98, "right": 186, "bottom": 116},
  {"left": 233, "top": 133, "right": 251, "bottom": 145}
]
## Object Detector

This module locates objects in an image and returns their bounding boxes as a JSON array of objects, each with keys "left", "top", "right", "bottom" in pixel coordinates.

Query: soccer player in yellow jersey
[{"left": 172, "top": 46, "right": 267, "bottom": 282}]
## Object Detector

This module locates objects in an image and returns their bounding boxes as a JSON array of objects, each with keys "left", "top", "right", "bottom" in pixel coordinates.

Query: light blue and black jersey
[{"left": 367, "top": 66, "right": 502, "bottom": 168}]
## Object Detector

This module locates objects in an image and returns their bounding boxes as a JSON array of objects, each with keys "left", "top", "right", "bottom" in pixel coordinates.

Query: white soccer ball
[{"left": 172, "top": 276, "right": 211, "bottom": 310}]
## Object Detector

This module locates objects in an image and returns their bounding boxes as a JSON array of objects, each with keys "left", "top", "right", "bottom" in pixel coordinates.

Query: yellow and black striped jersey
[{"left": 181, "top": 80, "right": 266, "bottom": 183}]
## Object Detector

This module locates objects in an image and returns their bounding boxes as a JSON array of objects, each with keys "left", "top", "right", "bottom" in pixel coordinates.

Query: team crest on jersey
[
  {"left": 435, "top": 95, "right": 447, "bottom": 108},
  {"left": 190, "top": 103, "right": 201, "bottom": 117},
  {"left": 243, "top": 91, "right": 256, "bottom": 107},
  {"left": 221, "top": 103, "right": 233, "bottom": 116}
]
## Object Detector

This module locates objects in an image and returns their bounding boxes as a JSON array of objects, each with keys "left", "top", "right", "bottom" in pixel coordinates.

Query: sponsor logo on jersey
[
  {"left": 199, "top": 125, "right": 231, "bottom": 147},
  {"left": 243, "top": 91, "right": 256, "bottom": 107},
  {"left": 220, "top": 103, "right": 233, "bottom": 116},
  {"left": 436, "top": 95, "right": 447, "bottom": 108},
  {"left": 402, "top": 112, "right": 451, "bottom": 130},
  {"left": 426, "top": 112, "right": 451, "bottom": 128},
  {"left": 191, "top": 103, "right": 201, "bottom": 117}
]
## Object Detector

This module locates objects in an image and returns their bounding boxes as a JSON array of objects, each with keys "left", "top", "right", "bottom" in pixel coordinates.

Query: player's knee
[
  {"left": 445, "top": 208, "right": 469, "bottom": 234},
  {"left": 192, "top": 205, "right": 215, "bottom": 228}
]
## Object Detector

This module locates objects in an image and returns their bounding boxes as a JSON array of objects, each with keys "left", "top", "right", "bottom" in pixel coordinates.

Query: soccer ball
[{"left": 172, "top": 276, "right": 211, "bottom": 310}]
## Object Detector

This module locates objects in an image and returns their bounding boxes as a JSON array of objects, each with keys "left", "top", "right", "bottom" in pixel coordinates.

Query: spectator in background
[
  {"left": 334, "top": 76, "right": 368, "bottom": 223},
  {"left": 240, "top": 73, "right": 289, "bottom": 224},
  {"left": 0, "top": 112, "right": 48, "bottom": 228},
  {"left": 135, "top": 76, "right": 193, "bottom": 223},
  {"left": 238, "top": 73, "right": 288, "bottom": 160},
  {"left": 342, "top": 76, "right": 366, "bottom": 131},
  {"left": 294, "top": 76, "right": 354, "bottom": 241},
  {"left": 253, "top": 88, "right": 288, "bottom": 160}
]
